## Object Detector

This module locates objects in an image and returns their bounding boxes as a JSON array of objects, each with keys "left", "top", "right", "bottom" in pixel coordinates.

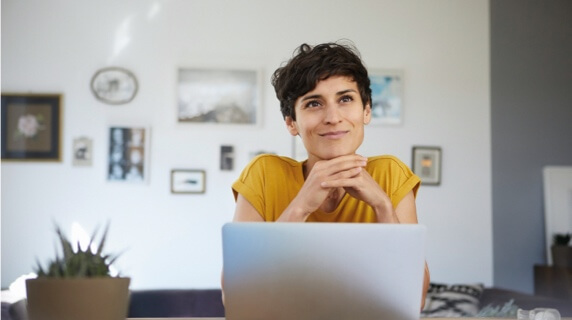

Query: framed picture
[
  {"left": 412, "top": 146, "right": 442, "bottom": 186},
  {"left": 369, "top": 69, "right": 404, "bottom": 125},
  {"left": 220, "top": 145, "right": 234, "bottom": 171},
  {"left": 1, "top": 93, "right": 62, "bottom": 161},
  {"left": 72, "top": 137, "right": 93, "bottom": 166},
  {"left": 90, "top": 67, "right": 138, "bottom": 105},
  {"left": 171, "top": 169, "right": 206, "bottom": 194},
  {"left": 107, "top": 126, "right": 150, "bottom": 183},
  {"left": 177, "top": 68, "right": 260, "bottom": 125}
]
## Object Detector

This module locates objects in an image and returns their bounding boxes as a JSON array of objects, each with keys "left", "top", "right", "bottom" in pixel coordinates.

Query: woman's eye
[
  {"left": 305, "top": 100, "right": 321, "bottom": 108},
  {"left": 340, "top": 95, "right": 354, "bottom": 103}
]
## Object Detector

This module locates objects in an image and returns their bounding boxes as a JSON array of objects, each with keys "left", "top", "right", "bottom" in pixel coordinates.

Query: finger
[
  {"left": 317, "top": 156, "right": 367, "bottom": 175},
  {"left": 326, "top": 154, "right": 368, "bottom": 166},
  {"left": 320, "top": 167, "right": 364, "bottom": 188}
]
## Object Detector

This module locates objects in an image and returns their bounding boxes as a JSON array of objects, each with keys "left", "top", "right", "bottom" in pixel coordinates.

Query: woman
[{"left": 230, "top": 41, "right": 430, "bottom": 308}]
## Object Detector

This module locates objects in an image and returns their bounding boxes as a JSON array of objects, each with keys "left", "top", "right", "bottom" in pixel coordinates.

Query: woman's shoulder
[
  {"left": 367, "top": 154, "right": 406, "bottom": 164},
  {"left": 237, "top": 154, "right": 301, "bottom": 182},
  {"left": 367, "top": 155, "right": 413, "bottom": 173},
  {"left": 246, "top": 153, "right": 301, "bottom": 170}
]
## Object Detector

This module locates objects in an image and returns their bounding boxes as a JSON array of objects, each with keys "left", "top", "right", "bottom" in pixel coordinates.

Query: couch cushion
[
  {"left": 128, "top": 289, "right": 225, "bottom": 317},
  {"left": 421, "top": 283, "right": 484, "bottom": 317}
]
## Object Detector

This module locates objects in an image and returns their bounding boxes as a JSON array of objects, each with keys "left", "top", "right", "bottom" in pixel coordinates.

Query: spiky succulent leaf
[
  {"left": 96, "top": 223, "right": 110, "bottom": 256},
  {"left": 33, "top": 222, "right": 120, "bottom": 278}
]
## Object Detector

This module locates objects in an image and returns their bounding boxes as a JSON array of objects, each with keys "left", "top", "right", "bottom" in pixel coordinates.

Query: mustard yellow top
[{"left": 232, "top": 154, "right": 420, "bottom": 222}]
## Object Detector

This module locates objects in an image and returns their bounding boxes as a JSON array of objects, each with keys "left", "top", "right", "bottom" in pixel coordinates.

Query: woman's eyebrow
[
  {"left": 336, "top": 89, "right": 357, "bottom": 96},
  {"left": 300, "top": 94, "right": 322, "bottom": 102}
]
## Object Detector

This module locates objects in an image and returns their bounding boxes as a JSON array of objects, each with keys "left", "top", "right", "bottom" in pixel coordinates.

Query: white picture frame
[
  {"left": 90, "top": 67, "right": 138, "bottom": 105},
  {"left": 412, "top": 146, "right": 442, "bottom": 186},
  {"left": 72, "top": 137, "right": 93, "bottom": 166},
  {"left": 107, "top": 126, "right": 150, "bottom": 183},
  {"left": 369, "top": 69, "right": 404, "bottom": 125},
  {"left": 177, "top": 68, "right": 261, "bottom": 126}
]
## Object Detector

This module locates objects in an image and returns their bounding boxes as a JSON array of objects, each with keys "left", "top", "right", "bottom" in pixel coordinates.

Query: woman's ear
[
  {"left": 363, "top": 103, "right": 372, "bottom": 124},
  {"left": 285, "top": 116, "right": 299, "bottom": 136}
]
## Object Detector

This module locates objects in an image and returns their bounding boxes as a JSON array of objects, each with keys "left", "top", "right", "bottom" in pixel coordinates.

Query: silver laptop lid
[{"left": 222, "top": 222, "right": 426, "bottom": 320}]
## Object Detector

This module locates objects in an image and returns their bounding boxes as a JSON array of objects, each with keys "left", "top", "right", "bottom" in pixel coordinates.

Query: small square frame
[
  {"left": 1, "top": 93, "right": 62, "bottom": 161},
  {"left": 72, "top": 136, "right": 93, "bottom": 166},
  {"left": 412, "top": 146, "right": 442, "bottom": 186},
  {"left": 369, "top": 69, "right": 404, "bottom": 125},
  {"left": 171, "top": 169, "right": 206, "bottom": 194}
]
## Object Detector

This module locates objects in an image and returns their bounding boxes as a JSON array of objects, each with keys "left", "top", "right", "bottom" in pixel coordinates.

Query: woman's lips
[{"left": 320, "top": 131, "right": 349, "bottom": 139}]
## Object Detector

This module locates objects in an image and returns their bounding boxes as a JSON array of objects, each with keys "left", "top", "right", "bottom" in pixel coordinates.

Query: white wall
[{"left": 1, "top": 0, "right": 491, "bottom": 290}]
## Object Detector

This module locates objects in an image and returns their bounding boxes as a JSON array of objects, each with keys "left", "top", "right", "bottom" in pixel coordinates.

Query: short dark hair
[{"left": 271, "top": 41, "right": 372, "bottom": 120}]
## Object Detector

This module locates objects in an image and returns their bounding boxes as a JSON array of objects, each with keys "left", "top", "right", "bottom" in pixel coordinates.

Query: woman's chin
[{"left": 318, "top": 150, "right": 356, "bottom": 160}]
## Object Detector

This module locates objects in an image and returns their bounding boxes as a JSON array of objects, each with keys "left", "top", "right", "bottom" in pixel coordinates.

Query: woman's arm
[
  {"left": 233, "top": 194, "right": 264, "bottom": 222},
  {"left": 231, "top": 169, "right": 429, "bottom": 308},
  {"left": 233, "top": 192, "right": 312, "bottom": 222}
]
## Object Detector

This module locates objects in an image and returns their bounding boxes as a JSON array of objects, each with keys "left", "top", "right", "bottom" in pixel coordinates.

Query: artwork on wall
[
  {"left": 220, "top": 145, "right": 234, "bottom": 171},
  {"left": 91, "top": 67, "right": 138, "bottom": 105},
  {"left": 1, "top": 93, "right": 62, "bottom": 161},
  {"left": 171, "top": 169, "right": 206, "bottom": 194},
  {"left": 177, "top": 68, "right": 260, "bottom": 125},
  {"left": 107, "top": 126, "right": 149, "bottom": 183},
  {"left": 368, "top": 69, "right": 404, "bottom": 125},
  {"left": 412, "top": 146, "right": 442, "bottom": 186},
  {"left": 72, "top": 137, "right": 93, "bottom": 166}
]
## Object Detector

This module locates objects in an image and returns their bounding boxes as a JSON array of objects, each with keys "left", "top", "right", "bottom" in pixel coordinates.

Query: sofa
[
  {"left": 2, "top": 286, "right": 571, "bottom": 319},
  {"left": 421, "top": 283, "right": 572, "bottom": 318}
]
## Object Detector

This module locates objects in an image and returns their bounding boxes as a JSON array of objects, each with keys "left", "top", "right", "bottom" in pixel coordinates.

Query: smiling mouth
[{"left": 320, "top": 131, "right": 349, "bottom": 139}]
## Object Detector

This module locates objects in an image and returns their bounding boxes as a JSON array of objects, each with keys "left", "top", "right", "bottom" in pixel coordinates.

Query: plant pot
[
  {"left": 551, "top": 245, "right": 572, "bottom": 267},
  {"left": 26, "top": 277, "right": 130, "bottom": 320}
]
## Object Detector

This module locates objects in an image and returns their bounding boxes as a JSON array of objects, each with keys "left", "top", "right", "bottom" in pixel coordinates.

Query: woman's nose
[{"left": 323, "top": 105, "right": 342, "bottom": 124}]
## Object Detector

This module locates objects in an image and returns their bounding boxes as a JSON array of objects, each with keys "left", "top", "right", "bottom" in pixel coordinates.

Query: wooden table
[{"left": 534, "top": 264, "right": 572, "bottom": 300}]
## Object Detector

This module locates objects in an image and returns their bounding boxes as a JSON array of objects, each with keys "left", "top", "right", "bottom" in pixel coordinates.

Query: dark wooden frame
[{"left": 1, "top": 93, "right": 62, "bottom": 161}]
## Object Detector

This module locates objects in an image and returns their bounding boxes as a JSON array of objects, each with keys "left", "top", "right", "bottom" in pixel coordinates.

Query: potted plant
[
  {"left": 551, "top": 232, "right": 572, "bottom": 267},
  {"left": 25, "top": 223, "right": 130, "bottom": 320}
]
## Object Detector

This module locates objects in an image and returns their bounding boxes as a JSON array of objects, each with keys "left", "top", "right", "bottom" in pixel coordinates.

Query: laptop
[{"left": 222, "top": 222, "right": 426, "bottom": 320}]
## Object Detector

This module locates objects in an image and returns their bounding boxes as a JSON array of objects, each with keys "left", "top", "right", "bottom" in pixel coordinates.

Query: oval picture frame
[{"left": 91, "top": 67, "right": 138, "bottom": 105}]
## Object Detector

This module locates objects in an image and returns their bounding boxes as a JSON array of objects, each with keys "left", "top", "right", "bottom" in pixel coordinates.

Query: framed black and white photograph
[
  {"left": 412, "top": 146, "right": 442, "bottom": 186},
  {"left": 107, "top": 126, "right": 149, "bottom": 183},
  {"left": 171, "top": 169, "right": 206, "bottom": 194},
  {"left": 91, "top": 67, "right": 138, "bottom": 105},
  {"left": 72, "top": 137, "right": 93, "bottom": 166},
  {"left": 220, "top": 145, "right": 234, "bottom": 171},
  {"left": 1, "top": 93, "right": 62, "bottom": 161},
  {"left": 369, "top": 69, "right": 404, "bottom": 125},
  {"left": 177, "top": 68, "right": 260, "bottom": 125}
]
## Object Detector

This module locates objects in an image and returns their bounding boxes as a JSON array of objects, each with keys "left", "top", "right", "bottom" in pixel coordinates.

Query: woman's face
[{"left": 285, "top": 75, "right": 371, "bottom": 163}]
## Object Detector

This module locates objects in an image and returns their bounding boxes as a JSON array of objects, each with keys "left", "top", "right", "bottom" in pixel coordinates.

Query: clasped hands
[{"left": 279, "top": 154, "right": 396, "bottom": 222}]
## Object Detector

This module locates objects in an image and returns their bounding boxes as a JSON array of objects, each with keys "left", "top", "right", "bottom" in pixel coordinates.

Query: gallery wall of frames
[
  {"left": 2, "top": 68, "right": 442, "bottom": 187},
  {"left": 1, "top": 0, "right": 491, "bottom": 291}
]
